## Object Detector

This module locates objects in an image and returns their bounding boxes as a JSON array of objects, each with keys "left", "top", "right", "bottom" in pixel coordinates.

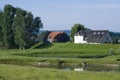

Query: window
[
  {"left": 93, "top": 32, "right": 96, "bottom": 35},
  {"left": 97, "top": 32, "right": 100, "bottom": 34},
  {"left": 101, "top": 32, "right": 104, "bottom": 34}
]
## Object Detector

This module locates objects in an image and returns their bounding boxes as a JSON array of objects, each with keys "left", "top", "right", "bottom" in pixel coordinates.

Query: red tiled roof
[{"left": 48, "top": 32, "right": 64, "bottom": 39}]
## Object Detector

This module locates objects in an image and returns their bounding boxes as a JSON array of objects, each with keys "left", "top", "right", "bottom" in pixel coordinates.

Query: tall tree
[
  {"left": 0, "top": 11, "right": 3, "bottom": 48},
  {"left": 13, "top": 8, "right": 43, "bottom": 49},
  {"left": 31, "top": 17, "right": 43, "bottom": 43},
  {"left": 2, "top": 5, "right": 15, "bottom": 49},
  {"left": 0, "top": 4, "right": 43, "bottom": 49},
  {"left": 70, "top": 24, "right": 84, "bottom": 41},
  {"left": 12, "top": 8, "right": 26, "bottom": 50},
  {"left": 24, "top": 12, "right": 33, "bottom": 47}
]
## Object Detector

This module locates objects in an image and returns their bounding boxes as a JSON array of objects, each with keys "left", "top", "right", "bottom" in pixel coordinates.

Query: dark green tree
[
  {"left": 12, "top": 8, "right": 26, "bottom": 50},
  {"left": 24, "top": 13, "right": 43, "bottom": 48},
  {"left": 31, "top": 17, "right": 43, "bottom": 42},
  {"left": 2, "top": 5, "right": 15, "bottom": 49},
  {"left": 0, "top": 11, "right": 3, "bottom": 48},
  {"left": 70, "top": 24, "right": 84, "bottom": 41},
  {"left": 0, "top": 4, "right": 43, "bottom": 49},
  {"left": 24, "top": 12, "right": 34, "bottom": 47},
  {"left": 12, "top": 8, "right": 43, "bottom": 49}
]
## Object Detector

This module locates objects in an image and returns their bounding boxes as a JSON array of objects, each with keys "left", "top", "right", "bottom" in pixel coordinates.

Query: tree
[
  {"left": 12, "top": 8, "right": 43, "bottom": 49},
  {"left": 24, "top": 12, "right": 33, "bottom": 47},
  {"left": 0, "top": 11, "right": 3, "bottom": 48},
  {"left": 2, "top": 5, "right": 15, "bottom": 49},
  {"left": 12, "top": 8, "right": 27, "bottom": 50},
  {"left": 0, "top": 4, "right": 43, "bottom": 49},
  {"left": 31, "top": 17, "right": 43, "bottom": 42},
  {"left": 70, "top": 24, "right": 84, "bottom": 41},
  {"left": 24, "top": 13, "right": 43, "bottom": 48}
]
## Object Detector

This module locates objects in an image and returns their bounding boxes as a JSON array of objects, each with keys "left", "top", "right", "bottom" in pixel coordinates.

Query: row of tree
[{"left": 0, "top": 5, "right": 43, "bottom": 49}]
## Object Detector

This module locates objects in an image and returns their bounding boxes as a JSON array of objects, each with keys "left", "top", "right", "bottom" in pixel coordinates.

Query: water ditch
[
  {"left": 0, "top": 58, "right": 119, "bottom": 72},
  {"left": 0, "top": 62, "right": 119, "bottom": 72},
  {"left": 34, "top": 61, "right": 119, "bottom": 72}
]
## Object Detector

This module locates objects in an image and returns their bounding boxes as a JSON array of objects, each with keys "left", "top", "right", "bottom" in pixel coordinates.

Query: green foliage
[
  {"left": 0, "top": 4, "right": 43, "bottom": 49},
  {"left": 2, "top": 5, "right": 15, "bottom": 49},
  {"left": 32, "top": 17, "right": 43, "bottom": 34},
  {"left": 70, "top": 23, "right": 84, "bottom": 41},
  {"left": 0, "top": 11, "right": 3, "bottom": 47},
  {"left": 24, "top": 12, "right": 34, "bottom": 46},
  {"left": 110, "top": 32, "right": 120, "bottom": 43},
  {"left": 12, "top": 8, "right": 26, "bottom": 50}
]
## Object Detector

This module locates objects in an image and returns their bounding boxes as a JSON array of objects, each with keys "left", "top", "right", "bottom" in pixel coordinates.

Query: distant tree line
[
  {"left": 0, "top": 4, "right": 43, "bottom": 49},
  {"left": 110, "top": 32, "right": 120, "bottom": 43}
]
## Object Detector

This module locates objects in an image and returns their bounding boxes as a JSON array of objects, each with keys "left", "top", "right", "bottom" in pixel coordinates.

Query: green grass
[
  {"left": 0, "top": 43, "right": 120, "bottom": 66},
  {"left": 15, "top": 43, "right": 120, "bottom": 58},
  {"left": 0, "top": 43, "right": 120, "bottom": 80},
  {"left": 0, "top": 64, "right": 120, "bottom": 80}
]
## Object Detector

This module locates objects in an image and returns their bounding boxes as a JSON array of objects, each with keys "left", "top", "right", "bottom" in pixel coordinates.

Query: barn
[{"left": 47, "top": 32, "right": 70, "bottom": 43}]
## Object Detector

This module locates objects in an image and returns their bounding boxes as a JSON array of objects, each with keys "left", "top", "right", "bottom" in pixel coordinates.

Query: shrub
[{"left": 109, "top": 48, "right": 115, "bottom": 55}]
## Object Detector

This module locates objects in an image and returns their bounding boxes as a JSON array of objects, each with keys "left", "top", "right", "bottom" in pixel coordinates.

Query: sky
[{"left": 0, "top": 0, "right": 120, "bottom": 32}]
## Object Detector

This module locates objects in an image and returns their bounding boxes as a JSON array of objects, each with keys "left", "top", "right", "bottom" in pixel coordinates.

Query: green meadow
[
  {"left": 0, "top": 43, "right": 120, "bottom": 80},
  {"left": 0, "top": 64, "right": 120, "bottom": 80}
]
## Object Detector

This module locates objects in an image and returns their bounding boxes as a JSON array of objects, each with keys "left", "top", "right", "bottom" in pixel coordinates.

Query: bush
[{"left": 109, "top": 48, "right": 115, "bottom": 55}]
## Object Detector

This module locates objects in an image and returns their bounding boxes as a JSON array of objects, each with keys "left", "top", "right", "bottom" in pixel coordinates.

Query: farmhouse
[
  {"left": 74, "top": 30, "right": 113, "bottom": 44},
  {"left": 47, "top": 32, "right": 70, "bottom": 43}
]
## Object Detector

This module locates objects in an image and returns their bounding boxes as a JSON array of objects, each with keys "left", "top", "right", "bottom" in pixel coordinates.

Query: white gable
[{"left": 74, "top": 35, "right": 87, "bottom": 44}]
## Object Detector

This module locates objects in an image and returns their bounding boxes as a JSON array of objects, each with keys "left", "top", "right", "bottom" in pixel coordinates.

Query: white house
[
  {"left": 74, "top": 35, "right": 87, "bottom": 43},
  {"left": 74, "top": 30, "right": 113, "bottom": 44}
]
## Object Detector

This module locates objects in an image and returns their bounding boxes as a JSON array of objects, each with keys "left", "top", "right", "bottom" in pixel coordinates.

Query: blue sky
[{"left": 0, "top": 0, "right": 120, "bottom": 32}]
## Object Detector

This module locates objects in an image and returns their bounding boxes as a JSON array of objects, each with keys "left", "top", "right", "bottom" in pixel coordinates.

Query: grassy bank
[{"left": 14, "top": 43, "right": 120, "bottom": 58}]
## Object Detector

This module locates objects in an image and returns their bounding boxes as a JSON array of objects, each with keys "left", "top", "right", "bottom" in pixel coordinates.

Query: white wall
[{"left": 74, "top": 36, "right": 87, "bottom": 44}]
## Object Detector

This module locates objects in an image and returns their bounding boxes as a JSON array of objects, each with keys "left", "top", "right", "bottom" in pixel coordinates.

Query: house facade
[{"left": 74, "top": 30, "right": 113, "bottom": 44}]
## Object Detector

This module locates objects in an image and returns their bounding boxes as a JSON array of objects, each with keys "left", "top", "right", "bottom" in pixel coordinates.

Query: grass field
[
  {"left": 0, "top": 64, "right": 120, "bottom": 80},
  {"left": 17, "top": 43, "right": 120, "bottom": 58},
  {"left": 0, "top": 43, "right": 120, "bottom": 80}
]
